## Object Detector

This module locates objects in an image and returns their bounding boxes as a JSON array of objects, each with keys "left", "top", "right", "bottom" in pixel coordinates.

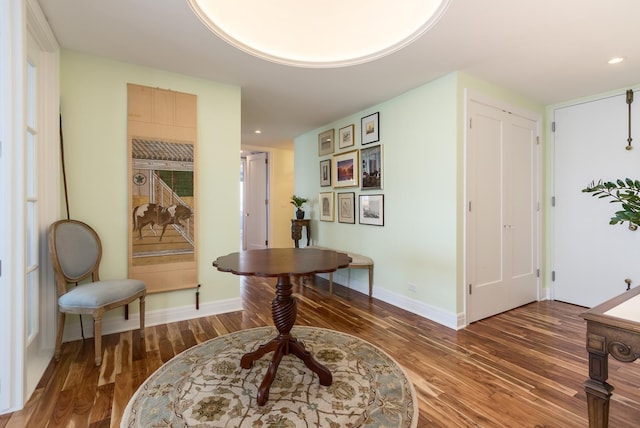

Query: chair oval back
[{"left": 49, "top": 220, "right": 102, "bottom": 284}]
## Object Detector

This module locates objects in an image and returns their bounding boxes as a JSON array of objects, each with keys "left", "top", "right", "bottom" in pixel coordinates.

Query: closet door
[
  {"left": 553, "top": 92, "right": 640, "bottom": 307},
  {"left": 467, "top": 98, "right": 540, "bottom": 323}
]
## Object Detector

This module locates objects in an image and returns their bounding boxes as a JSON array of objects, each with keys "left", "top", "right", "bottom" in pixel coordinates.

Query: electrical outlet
[{"left": 408, "top": 282, "right": 417, "bottom": 292}]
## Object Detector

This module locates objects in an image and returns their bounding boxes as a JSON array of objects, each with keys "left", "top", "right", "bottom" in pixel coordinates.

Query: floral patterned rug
[{"left": 122, "top": 326, "right": 417, "bottom": 427}]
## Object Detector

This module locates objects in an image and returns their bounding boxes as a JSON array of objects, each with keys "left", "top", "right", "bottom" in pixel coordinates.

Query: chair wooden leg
[
  {"left": 54, "top": 311, "right": 65, "bottom": 361},
  {"left": 329, "top": 272, "right": 333, "bottom": 294},
  {"left": 94, "top": 315, "right": 102, "bottom": 366},
  {"left": 139, "top": 295, "right": 145, "bottom": 338},
  {"left": 368, "top": 266, "right": 373, "bottom": 297}
]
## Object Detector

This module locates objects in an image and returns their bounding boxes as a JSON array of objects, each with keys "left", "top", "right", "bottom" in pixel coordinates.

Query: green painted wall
[
  {"left": 60, "top": 50, "right": 242, "bottom": 314},
  {"left": 295, "top": 73, "right": 459, "bottom": 313},
  {"left": 294, "top": 71, "right": 544, "bottom": 323}
]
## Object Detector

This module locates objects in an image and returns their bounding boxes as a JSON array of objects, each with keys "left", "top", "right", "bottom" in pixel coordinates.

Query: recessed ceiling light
[
  {"left": 188, "top": 0, "right": 451, "bottom": 68},
  {"left": 608, "top": 57, "right": 625, "bottom": 64},
  {"left": 254, "top": 129, "right": 262, "bottom": 134}
]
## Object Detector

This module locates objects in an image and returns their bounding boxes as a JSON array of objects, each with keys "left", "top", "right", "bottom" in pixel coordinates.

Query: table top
[
  {"left": 581, "top": 286, "right": 640, "bottom": 333},
  {"left": 212, "top": 248, "right": 351, "bottom": 277}
]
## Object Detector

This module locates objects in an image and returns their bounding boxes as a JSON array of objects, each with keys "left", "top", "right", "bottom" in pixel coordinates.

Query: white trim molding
[
  {"left": 0, "top": 0, "right": 59, "bottom": 414},
  {"left": 0, "top": 0, "right": 27, "bottom": 414},
  {"left": 320, "top": 271, "right": 462, "bottom": 330},
  {"left": 61, "top": 298, "right": 243, "bottom": 342}
]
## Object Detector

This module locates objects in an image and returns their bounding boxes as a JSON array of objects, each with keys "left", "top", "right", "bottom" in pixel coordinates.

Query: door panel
[
  {"left": 470, "top": 107, "right": 504, "bottom": 291},
  {"left": 507, "top": 116, "right": 538, "bottom": 304},
  {"left": 244, "top": 153, "right": 268, "bottom": 250},
  {"left": 467, "top": 99, "right": 539, "bottom": 323}
]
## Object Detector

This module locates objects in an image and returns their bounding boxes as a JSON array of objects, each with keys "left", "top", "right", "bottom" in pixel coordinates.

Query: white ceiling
[{"left": 38, "top": 0, "right": 640, "bottom": 150}]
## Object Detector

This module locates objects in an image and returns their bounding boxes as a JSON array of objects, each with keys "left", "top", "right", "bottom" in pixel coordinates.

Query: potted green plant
[
  {"left": 582, "top": 178, "right": 640, "bottom": 229},
  {"left": 291, "top": 195, "right": 309, "bottom": 219}
]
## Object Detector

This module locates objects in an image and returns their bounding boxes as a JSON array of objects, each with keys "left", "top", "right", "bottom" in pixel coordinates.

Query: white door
[
  {"left": 243, "top": 152, "right": 268, "bottom": 250},
  {"left": 467, "top": 97, "right": 540, "bottom": 323},
  {"left": 553, "top": 92, "right": 640, "bottom": 307}
]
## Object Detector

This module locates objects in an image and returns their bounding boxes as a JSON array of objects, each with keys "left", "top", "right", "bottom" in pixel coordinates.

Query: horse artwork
[
  {"left": 133, "top": 203, "right": 192, "bottom": 241},
  {"left": 128, "top": 139, "right": 196, "bottom": 271}
]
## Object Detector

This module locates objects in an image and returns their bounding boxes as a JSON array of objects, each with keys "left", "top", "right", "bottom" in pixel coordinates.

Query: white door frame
[
  {"left": 0, "top": 0, "right": 25, "bottom": 413},
  {"left": 0, "top": 0, "right": 59, "bottom": 413}
]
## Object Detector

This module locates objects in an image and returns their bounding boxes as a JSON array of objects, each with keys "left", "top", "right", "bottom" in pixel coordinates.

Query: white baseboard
[
  {"left": 319, "top": 272, "right": 462, "bottom": 330},
  {"left": 373, "top": 287, "right": 462, "bottom": 330},
  {"left": 61, "top": 272, "right": 477, "bottom": 342},
  {"left": 61, "top": 297, "right": 243, "bottom": 342}
]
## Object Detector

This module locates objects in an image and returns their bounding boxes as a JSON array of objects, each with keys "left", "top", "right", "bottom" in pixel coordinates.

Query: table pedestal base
[
  {"left": 241, "top": 274, "right": 332, "bottom": 406},
  {"left": 241, "top": 333, "right": 332, "bottom": 405}
]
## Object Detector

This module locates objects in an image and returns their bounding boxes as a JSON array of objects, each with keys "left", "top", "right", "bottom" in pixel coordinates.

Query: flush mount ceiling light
[{"left": 187, "top": 0, "right": 451, "bottom": 68}]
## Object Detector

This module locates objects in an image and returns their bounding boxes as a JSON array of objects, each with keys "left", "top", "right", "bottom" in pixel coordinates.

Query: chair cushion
[
  {"left": 306, "top": 246, "right": 372, "bottom": 266},
  {"left": 59, "top": 279, "right": 146, "bottom": 310},
  {"left": 348, "top": 253, "right": 373, "bottom": 266}
]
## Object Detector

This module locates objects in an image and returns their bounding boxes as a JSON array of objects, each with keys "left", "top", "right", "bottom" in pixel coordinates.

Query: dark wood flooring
[{"left": 1, "top": 276, "right": 639, "bottom": 427}]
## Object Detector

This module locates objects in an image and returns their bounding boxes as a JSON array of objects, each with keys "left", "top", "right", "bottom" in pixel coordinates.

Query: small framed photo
[
  {"left": 361, "top": 144, "right": 383, "bottom": 190},
  {"left": 319, "top": 192, "right": 334, "bottom": 222},
  {"left": 338, "top": 192, "right": 356, "bottom": 224},
  {"left": 359, "top": 194, "right": 384, "bottom": 226},
  {"left": 338, "top": 124, "right": 355, "bottom": 149},
  {"left": 319, "top": 159, "right": 331, "bottom": 187},
  {"left": 332, "top": 149, "right": 359, "bottom": 188},
  {"left": 318, "top": 129, "right": 335, "bottom": 156},
  {"left": 361, "top": 112, "right": 379, "bottom": 145}
]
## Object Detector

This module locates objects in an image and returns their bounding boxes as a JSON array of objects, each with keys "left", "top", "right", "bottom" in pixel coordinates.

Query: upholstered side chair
[{"left": 48, "top": 219, "right": 146, "bottom": 366}]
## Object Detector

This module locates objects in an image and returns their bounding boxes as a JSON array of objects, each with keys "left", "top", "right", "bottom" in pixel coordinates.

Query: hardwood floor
[{"left": 2, "top": 276, "right": 639, "bottom": 427}]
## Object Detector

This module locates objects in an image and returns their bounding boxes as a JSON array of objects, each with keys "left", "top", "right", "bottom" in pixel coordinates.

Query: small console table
[
  {"left": 291, "top": 219, "right": 310, "bottom": 248},
  {"left": 580, "top": 286, "right": 640, "bottom": 427}
]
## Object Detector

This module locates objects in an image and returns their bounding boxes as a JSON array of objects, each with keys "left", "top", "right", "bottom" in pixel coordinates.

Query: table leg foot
[
  {"left": 585, "top": 379, "right": 613, "bottom": 428},
  {"left": 256, "top": 345, "right": 286, "bottom": 406},
  {"left": 289, "top": 338, "right": 332, "bottom": 386},
  {"left": 241, "top": 338, "right": 279, "bottom": 369}
]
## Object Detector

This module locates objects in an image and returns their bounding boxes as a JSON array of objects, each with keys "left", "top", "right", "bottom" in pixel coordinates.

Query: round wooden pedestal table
[{"left": 212, "top": 248, "right": 350, "bottom": 406}]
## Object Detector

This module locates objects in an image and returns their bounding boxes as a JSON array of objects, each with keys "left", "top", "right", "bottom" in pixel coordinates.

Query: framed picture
[
  {"left": 319, "top": 159, "right": 331, "bottom": 187},
  {"left": 361, "top": 112, "right": 380, "bottom": 145},
  {"left": 359, "top": 194, "right": 384, "bottom": 226},
  {"left": 332, "top": 149, "right": 359, "bottom": 188},
  {"left": 338, "top": 124, "right": 355, "bottom": 149},
  {"left": 361, "top": 144, "right": 383, "bottom": 190},
  {"left": 318, "top": 129, "right": 335, "bottom": 156},
  {"left": 319, "top": 192, "right": 334, "bottom": 221},
  {"left": 338, "top": 192, "right": 356, "bottom": 224}
]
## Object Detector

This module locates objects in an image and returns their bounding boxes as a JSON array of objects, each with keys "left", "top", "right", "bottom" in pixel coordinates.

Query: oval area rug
[{"left": 122, "top": 326, "right": 417, "bottom": 427}]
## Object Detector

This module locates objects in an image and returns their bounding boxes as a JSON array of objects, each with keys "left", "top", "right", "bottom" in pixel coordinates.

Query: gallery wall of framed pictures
[{"left": 316, "top": 111, "right": 384, "bottom": 226}]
